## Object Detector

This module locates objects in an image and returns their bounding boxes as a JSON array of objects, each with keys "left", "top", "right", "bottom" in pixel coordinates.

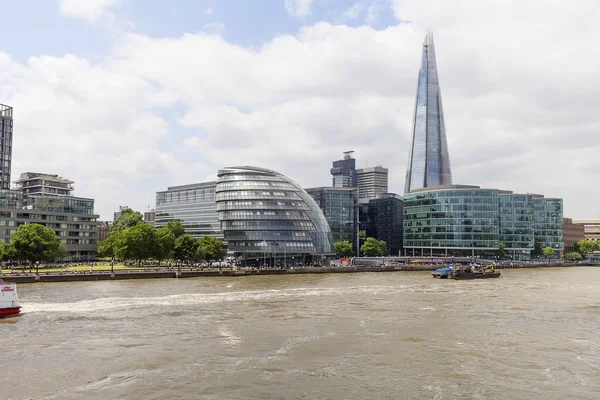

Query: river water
[{"left": 2, "top": 267, "right": 599, "bottom": 400}]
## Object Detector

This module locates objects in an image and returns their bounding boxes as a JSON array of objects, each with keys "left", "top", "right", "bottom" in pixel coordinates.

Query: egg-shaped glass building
[{"left": 216, "top": 166, "right": 334, "bottom": 267}]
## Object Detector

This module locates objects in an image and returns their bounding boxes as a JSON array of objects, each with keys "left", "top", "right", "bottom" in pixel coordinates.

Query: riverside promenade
[{"left": 1, "top": 262, "right": 584, "bottom": 284}]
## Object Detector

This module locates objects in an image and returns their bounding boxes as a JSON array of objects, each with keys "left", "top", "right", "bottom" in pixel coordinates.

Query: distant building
[
  {"left": 144, "top": 210, "right": 156, "bottom": 227},
  {"left": 0, "top": 172, "right": 99, "bottom": 259},
  {"left": 571, "top": 219, "right": 600, "bottom": 243},
  {"left": 97, "top": 221, "right": 111, "bottom": 243},
  {"left": 359, "top": 194, "right": 404, "bottom": 256},
  {"left": 0, "top": 104, "right": 13, "bottom": 190},
  {"left": 14, "top": 172, "right": 74, "bottom": 197},
  {"left": 563, "top": 218, "right": 585, "bottom": 253},
  {"left": 306, "top": 187, "right": 359, "bottom": 252},
  {"left": 404, "top": 31, "right": 452, "bottom": 193},
  {"left": 330, "top": 151, "right": 356, "bottom": 188},
  {"left": 403, "top": 185, "right": 563, "bottom": 259},
  {"left": 113, "top": 211, "right": 121, "bottom": 222},
  {"left": 356, "top": 166, "right": 388, "bottom": 201},
  {"left": 155, "top": 181, "right": 222, "bottom": 239}
]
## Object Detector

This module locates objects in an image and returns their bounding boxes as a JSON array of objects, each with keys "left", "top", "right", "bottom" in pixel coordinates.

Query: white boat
[{"left": 0, "top": 279, "right": 21, "bottom": 317}]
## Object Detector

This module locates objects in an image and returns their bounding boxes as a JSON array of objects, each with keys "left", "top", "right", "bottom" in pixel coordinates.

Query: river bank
[{"left": 2, "top": 262, "right": 592, "bottom": 284}]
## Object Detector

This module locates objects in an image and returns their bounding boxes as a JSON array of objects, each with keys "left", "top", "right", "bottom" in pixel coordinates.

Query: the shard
[{"left": 404, "top": 31, "right": 452, "bottom": 193}]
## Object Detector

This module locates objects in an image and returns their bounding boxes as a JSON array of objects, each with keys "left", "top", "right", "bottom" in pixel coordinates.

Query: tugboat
[
  {"left": 450, "top": 265, "right": 500, "bottom": 280},
  {"left": 0, "top": 279, "right": 21, "bottom": 317}
]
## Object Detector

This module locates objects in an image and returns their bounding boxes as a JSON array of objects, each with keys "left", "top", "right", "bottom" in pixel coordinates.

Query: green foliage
[
  {"left": 575, "top": 240, "right": 600, "bottom": 255},
  {"left": 543, "top": 246, "right": 555, "bottom": 259},
  {"left": 564, "top": 252, "right": 582, "bottom": 261},
  {"left": 97, "top": 231, "right": 123, "bottom": 259},
  {"left": 334, "top": 240, "right": 353, "bottom": 257},
  {"left": 533, "top": 239, "right": 543, "bottom": 257},
  {"left": 155, "top": 227, "right": 176, "bottom": 265},
  {"left": 359, "top": 230, "right": 367, "bottom": 239},
  {"left": 10, "top": 223, "right": 66, "bottom": 263},
  {"left": 496, "top": 242, "right": 507, "bottom": 259},
  {"left": 110, "top": 208, "right": 144, "bottom": 233},
  {"left": 198, "top": 236, "right": 225, "bottom": 261},
  {"left": 164, "top": 220, "right": 185, "bottom": 238},
  {"left": 173, "top": 234, "right": 198, "bottom": 263},
  {"left": 360, "top": 237, "right": 387, "bottom": 257},
  {"left": 116, "top": 223, "right": 158, "bottom": 266}
]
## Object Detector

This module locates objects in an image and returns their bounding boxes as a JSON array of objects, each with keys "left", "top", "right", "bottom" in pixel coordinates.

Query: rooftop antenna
[{"left": 343, "top": 150, "right": 355, "bottom": 160}]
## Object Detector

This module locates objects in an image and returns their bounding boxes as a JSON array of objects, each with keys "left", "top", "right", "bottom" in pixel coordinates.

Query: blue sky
[{"left": 1, "top": 0, "right": 599, "bottom": 220}]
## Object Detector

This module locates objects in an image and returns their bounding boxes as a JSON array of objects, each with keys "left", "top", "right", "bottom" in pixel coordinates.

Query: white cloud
[
  {"left": 58, "top": 0, "right": 123, "bottom": 21},
  {"left": 344, "top": 3, "right": 363, "bottom": 19},
  {"left": 204, "top": 8, "right": 214, "bottom": 16},
  {"left": 6, "top": 0, "right": 600, "bottom": 220},
  {"left": 203, "top": 23, "right": 226, "bottom": 35},
  {"left": 284, "top": 0, "right": 313, "bottom": 17}
]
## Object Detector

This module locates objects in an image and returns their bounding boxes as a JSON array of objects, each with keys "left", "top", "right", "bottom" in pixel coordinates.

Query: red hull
[{"left": 0, "top": 307, "right": 21, "bottom": 317}]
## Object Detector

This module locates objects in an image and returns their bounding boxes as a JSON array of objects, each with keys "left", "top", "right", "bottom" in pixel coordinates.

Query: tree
[
  {"left": 173, "top": 234, "right": 198, "bottom": 264},
  {"left": 575, "top": 240, "right": 600, "bottom": 255},
  {"left": 564, "top": 252, "right": 582, "bottom": 261},
  {"left": 198, "top": 236, "right": 225, "bottom": 262},
  {"left": 359, "top": 230, "right": 367, "bottom": 239},
  {"left": 97, "top": 231, "right": 123, "bottom": 260},
  {"left": 361, "top": 237, "right": 387, "bottom": 257},
  {"left": 164, "top": 220, "right": 185, "bottom": 238},
  {"left": 111, "top": 208, "right": 144, "bottom": 233},
  {"left": 496, "top": 242, "right": 507, "bottom": 259},
  {"left": 543, "top": 246, "right": 555, "bottom": 259},
  {"left": 334, "top": 240, "right": 353, "bottom": 257},
  {"left": 11, "top": 224, "right": 66, "bottom": 271},
  {"left": 116, "top": 223, "right": 158, "bottom": 266},
  {"left": 195, "top": 245, "right": 208, "bottom": 263},
  {"left": 155, "top": 227, "right": 176, "bottom": 266},
  {"left": 533, "top": 238, "right": 543, "bottom": 257}
]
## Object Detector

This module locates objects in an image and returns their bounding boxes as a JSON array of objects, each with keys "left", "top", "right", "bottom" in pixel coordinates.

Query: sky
[{"left": 0, "top": 0, "right": 599, "bottom": 220}]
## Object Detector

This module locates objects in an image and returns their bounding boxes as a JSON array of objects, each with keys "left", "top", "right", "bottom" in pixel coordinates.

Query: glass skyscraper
[
  {"left": 404, "top": 31, "right": 452, "bottom": 193},
  {"left": 0, "top": 104, "right": 13, "bottom": 189}
]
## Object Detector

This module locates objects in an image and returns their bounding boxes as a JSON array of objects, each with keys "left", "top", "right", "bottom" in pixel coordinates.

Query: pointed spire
[{"left": 404, "top": 31, "right": 452, "bottom": 193}]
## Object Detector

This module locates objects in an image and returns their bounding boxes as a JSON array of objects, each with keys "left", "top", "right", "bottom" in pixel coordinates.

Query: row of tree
[
  {"left": 0, "top": 224, "right": 67, "bottom": 267},
  {"left": 98, "top": 209, "right": 225, "bottom": 266},
  {"left": 334, "top": 237, "right": 388, "bottom": 257}
]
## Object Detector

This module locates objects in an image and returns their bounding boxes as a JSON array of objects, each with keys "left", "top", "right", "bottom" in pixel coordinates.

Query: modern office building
[
  {"left": 0, "top": 104, "right": 13, "bottom": 190},
  {"left": 359, "top": 194, "right": 404, "bottom": 256},
  {"left": 571, "top": 219, "right": 600, "bottom": 243},
  {"left": 155, "top": 181, "right": 222, "bottom": 239},
  {"left": 499, "top": 193, "right": 534, "bottom": 260},
  {"left": 216, "top": 166, "right": 334, "bottom": 266},
  {"left": 0, "top": 177, "right": 99, "bottom": 260},
  {"left": 306, "top": 186, "right": 359, "bottom": 251},
  {"left": 330, "top": 151, "right": 356, "bottom": 188},
  {"left": 563, "top": 218, "right": 585, "bottom": 253},
  {"left": 404, "top": 31, "right": 452, "bottom": 193},
  {"left": 533, "top": 196, "right": 564, "bottom": 254},
  {"left": 403, "top": 185, "right": 564, "bottom": 258},
  {"left": 356, "top": 166, "right": 388, "bottom": 201},
  {"left": 14, "top": 172, "right": 74, "bottom": 197}
]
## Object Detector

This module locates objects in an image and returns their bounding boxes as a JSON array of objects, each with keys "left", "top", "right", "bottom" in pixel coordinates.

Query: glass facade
[
  {"left": 216, "top": 166, "right": 334, "bottom": 265},
  {"left": 0, "top": 104, "right": 13, "bottom": 190},
  {"left": 404, "top": 186, "right": 564, "bottom": 258},
  {"left": 306, "top": 187, "right": 358, "bottom": 251},
  {"left": 533, "top": 197, "right": 564, "bottom": 251},
  {"left": 499, "top": 194, "right": 534, "bottom": 255},
  {"left": 403, "top": 187, "right": 499, "bottom": 254},
  {"left": 330, "top": 152, "right": 356, "bottom": 188},
  {"left": 360, "top": 194, "right": 404, "bottom": 256},
  {"left": 404, "top": 31, "right": 452, "bottom": 193},
  {"left": 155, "top": 181, "right": 222, "bottom": 239}
]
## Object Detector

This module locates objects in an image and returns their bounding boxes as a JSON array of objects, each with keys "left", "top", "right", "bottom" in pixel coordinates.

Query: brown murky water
[{"left": 2, "top": 267, "right": 600, "bottom": 399}]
